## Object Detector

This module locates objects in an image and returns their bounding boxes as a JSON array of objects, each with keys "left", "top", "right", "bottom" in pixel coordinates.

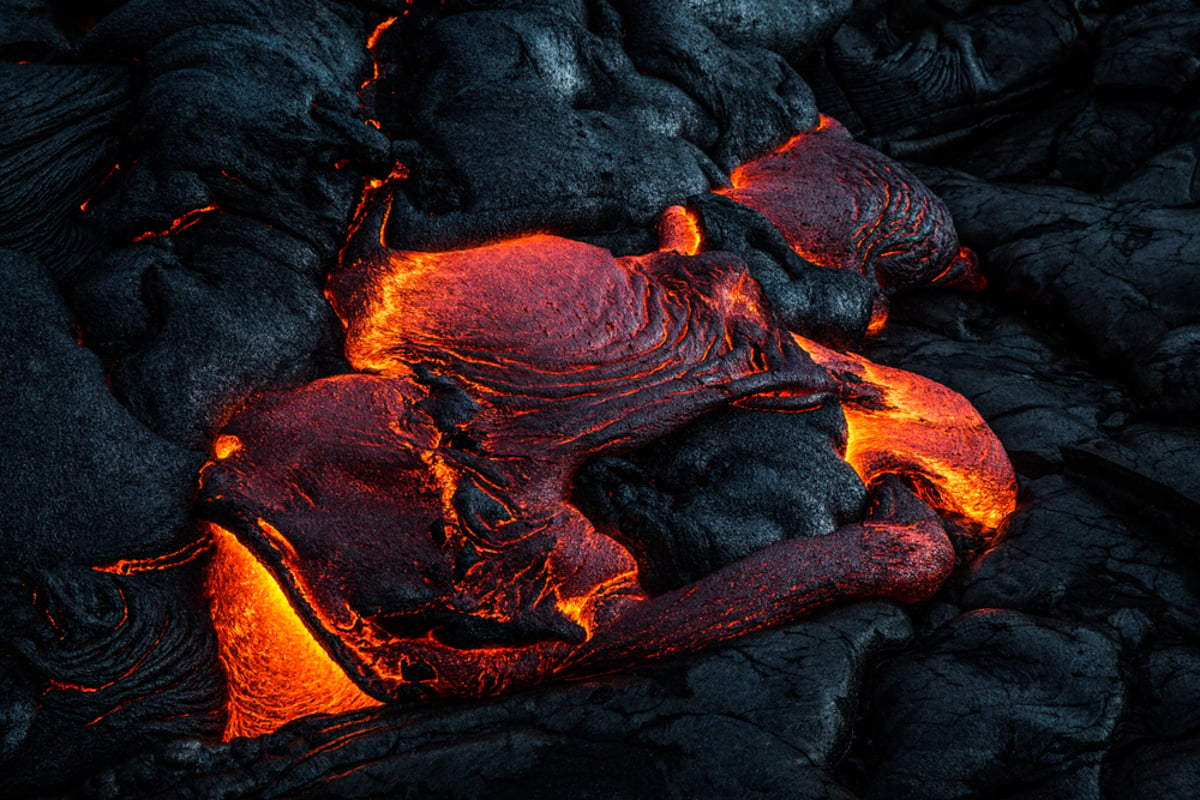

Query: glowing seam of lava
[
  {"left": 361, "top": 16, "right": 399, "bottom": 128},
  {"left": 93, "top": 537, "right": 213, "bottom": 575},
  {"left": 78, "top": 162, "right": 121, "bottom": 212},
  {"left": 131, "top": 204, "right": 220, "bottom": 242}
]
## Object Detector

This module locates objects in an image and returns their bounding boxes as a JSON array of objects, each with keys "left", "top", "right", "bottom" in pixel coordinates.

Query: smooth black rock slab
[
  {"left": 849, "top": 609, "right": 1124, "bottom": 800},
  {"left": 0, "top": 253, "right": 200, "bottom": 569},
  {"left": 959, "top": 476, "right": 1200, "bottom": 641},
  {"left": 915, "top": 170, "right": 1200, "bottom": 418}
]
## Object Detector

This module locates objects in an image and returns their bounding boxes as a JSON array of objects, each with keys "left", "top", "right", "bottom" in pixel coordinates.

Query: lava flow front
[{"left": 186, "top": 116, "right": 1016, "bottom": 740}]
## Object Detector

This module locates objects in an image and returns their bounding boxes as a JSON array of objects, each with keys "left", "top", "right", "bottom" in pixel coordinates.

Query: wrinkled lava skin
[
  {"left": 722, "top": 115, "right": 983, "bottom": 320},
  {"left": 198, "top": 190, "right": 1012, "bottom": 716}
]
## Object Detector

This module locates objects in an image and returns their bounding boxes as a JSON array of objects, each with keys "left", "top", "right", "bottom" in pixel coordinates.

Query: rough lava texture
[{"left": 2, "top": 0, "right": 1200, "bottom": 798}]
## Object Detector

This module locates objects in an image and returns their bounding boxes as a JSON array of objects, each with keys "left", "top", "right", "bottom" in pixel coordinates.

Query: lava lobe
[{"left": 193, "top": 117, "right": 1013, "bottom": 739}]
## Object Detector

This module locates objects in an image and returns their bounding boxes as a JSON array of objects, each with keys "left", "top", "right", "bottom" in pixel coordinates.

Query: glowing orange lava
[
  {"left": 657, "top": 204, "right": 703, "bottom": 255},
  {"left": 204, "top": 525, "right": 380, "bottom": 740},
  {"left": 184, "top": 115, "right": 1013, "bottom": 739},
  {"left": 795, "top": 337, "right": 1016, "bottom": 531},
  {"left": 719, "top": 115, "right": 984, "bottom": 296},
  {"left": 213, "top": 434, "right": 243, "bottom": 460}
]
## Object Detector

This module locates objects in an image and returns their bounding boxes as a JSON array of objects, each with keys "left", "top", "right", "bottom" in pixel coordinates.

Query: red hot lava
[
  {"left": 76, "top": 114, "right": 1011, "bottom": 740},
  {"left": 721, "top": 115, "right": 984, "bottom": 331},
  {"left": 196, "top": 200, "right": 1013, "bottom": 739}
]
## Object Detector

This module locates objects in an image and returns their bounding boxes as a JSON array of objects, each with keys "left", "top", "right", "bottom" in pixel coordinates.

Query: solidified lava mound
[{"left": 2, "top": 1, "right": 1200, "bottom": 798}]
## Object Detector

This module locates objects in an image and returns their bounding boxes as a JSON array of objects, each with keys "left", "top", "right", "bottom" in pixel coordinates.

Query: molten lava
[
  {"left": 205, "top": 525, "right": 380, "bottom": 740},
  {"left": 162, "top": 115, "right": 1018, "bottom": 740},
  {"left": 191, "top": 211, "right": 1014, "bottom": 739},
  {"left": 657, "top": 204, "right": 704, "bottom": 256},
  {"left": 131, "top": 203, "right": 220, "bottom": 242},
  {"left": 720, "top": 115, "right": 985, "bottom": 303},
  {"left": 794, "top": 338, "right": 1016, "bottom": 532}
]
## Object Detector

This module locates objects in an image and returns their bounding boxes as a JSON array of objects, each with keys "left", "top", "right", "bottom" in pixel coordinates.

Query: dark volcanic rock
[
  {"left": 915, "top": 169, "right": 1200, "bottom": 418},
  {"left": 0, "top": 0, "right": 66, "bottom": 57},
  {"left": 851, "top": 609, "right": 1124, "bottom": 800},
  {"left": 377, "top": 3, "right": 718, "bottom": 250},
  {"left": 0, "top": 252, "right": 200, "bottom": 569},
  {"left": 958, "top": 476, "right": 1200, "bottom": 640},
  {"left": 372, "top": 0, "right": 851, "bottom": 251},
  {"left": 86, "top": 602, "right": 910, "bottom": 800},
  {"left": 611, "top": 0, "right": 838, "bottom": 171},
  {"left": 1104, "top": 645, "right": 1200, "bottom": 800},
  {"left": 0, "top": 566, "right": 223, "bottom": 795},
  {"left": 691, "top": 192, "right": 876, "bottom": 347},
  {"left": 83, "top": 0, "right": 386, "bottom": 258},
  {"left": 804, "top": 0, "right": 1102, "bottom": 156},
  {"left": 0, "top": 63, "right": 130, "bottom": 279},
  {"left": 576, "top": 402, "right": 867, "bottom": 593},
  {"left": 93, "top": 217, "right": 345, "bottom": 448},
  {"left": 1106, "top": 739, "right": 1200, "bottom": 800},
  {"left": 59, "top": 0, "right": 390, "bottom": 447}
]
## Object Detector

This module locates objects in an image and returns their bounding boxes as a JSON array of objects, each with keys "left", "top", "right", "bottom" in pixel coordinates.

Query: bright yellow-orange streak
[
  {"left": 213, "top": 434, "right": 243, "bottom": 460},
  {"left": 657, "top": 205, "right": 703, "bottom": 255},
  {"left": 93, "top": 536, "right": 211, "bottom": 575},
  {"left": 204, "top": 525, "right": 380, "bottom": 741},
  {"left": 867, "top": 306, "right": 889, "bottom": 336},
  {"left": 795, "top": 336, "right": 1016, "bottom": 531},
  {"left": 366, "top": 15, "right": 398, "bottom": 50}
]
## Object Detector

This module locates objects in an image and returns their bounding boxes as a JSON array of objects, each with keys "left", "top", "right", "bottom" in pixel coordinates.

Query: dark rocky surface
[{"left": 1, "top": 0, "right": 1199, "bottom": 797}]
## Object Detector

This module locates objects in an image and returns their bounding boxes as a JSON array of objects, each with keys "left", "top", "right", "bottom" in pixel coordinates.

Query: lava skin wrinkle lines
[{"left": 190, "top": 117, "right": 1015, "bottom": 739}]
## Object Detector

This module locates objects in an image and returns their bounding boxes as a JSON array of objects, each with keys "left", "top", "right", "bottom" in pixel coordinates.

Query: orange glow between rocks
[
  {"left": 366, "top": 15, "right": 399, "bottom": 50},
  {"left": 867, "top": 306, "right": 889, "bottom": 336},
  {"left": 213, "top": 434, "right": 243, "bottom": 460},
  {"left": 93, "top": 537, "right": 211, "bottom": 576},
  {"left": 204, "top": 525, "right": 380, "bottom": 741},
  {"left": 79, "top": 162, "right": 121, "bottom": 212},
  {"left": 360, "top": 15, "right": 399, "bottom": 127}
]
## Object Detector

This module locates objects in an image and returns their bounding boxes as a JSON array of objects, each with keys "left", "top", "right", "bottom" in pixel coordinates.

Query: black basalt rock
[
  {"left": 575, "top": 402, "right": 867, "bottom": 594},
  {"left": 0, "top": 252, "right": 200, "bottom": 569},
  {"left": 849, "top": 609, "right": 1125, "bottom": 800}
]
